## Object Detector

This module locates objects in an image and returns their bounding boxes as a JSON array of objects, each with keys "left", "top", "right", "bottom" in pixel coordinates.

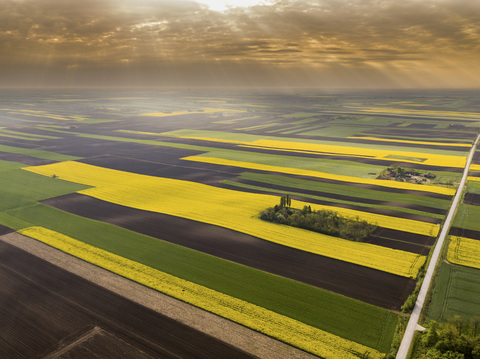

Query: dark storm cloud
[{"left": 0, "top": 0, "right": 479, "bottom": 87}]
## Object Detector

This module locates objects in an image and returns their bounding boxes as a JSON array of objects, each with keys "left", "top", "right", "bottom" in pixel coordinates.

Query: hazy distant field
[{"left": 0, "top": 88, "right": 479, "bottom": 358}]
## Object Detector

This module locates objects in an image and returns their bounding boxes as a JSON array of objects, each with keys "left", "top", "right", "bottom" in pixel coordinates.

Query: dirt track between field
[
  {"left": 0, "top": 233, "right": 316, "bottom": 359},
  {"left": 42, "top": 193, "right": 415, "bottom": 310}
]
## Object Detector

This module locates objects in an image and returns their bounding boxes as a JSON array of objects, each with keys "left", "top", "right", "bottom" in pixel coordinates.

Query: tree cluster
[
  {"left": 417, "top": 317, "right": 480, "bottom": 359},
  {"left": 259, "top": 195, "right": 376, "bottom": 242}
]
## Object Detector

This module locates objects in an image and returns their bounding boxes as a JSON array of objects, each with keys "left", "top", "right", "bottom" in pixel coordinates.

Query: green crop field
[
  {"left": 0, "top": 144, "right": 80, "bottom": 162},
  {"left": 426, "top": 263, "right": 480, "bottom": 321},
  {"left": 452, "top": 203, "right": 480, "bottom": 231},
  {"left": 0, "top": 163, "right": 90, "bottom": 211}
]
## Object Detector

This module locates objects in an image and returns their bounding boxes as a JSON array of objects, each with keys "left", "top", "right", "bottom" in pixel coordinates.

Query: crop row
[
  {"left": 19, "top": 226, "right": 384, "bottom": 359},
  {"left": 24, "top": 161, "right": 430, "bottom": 277},
  {"left": 447, "top": 236, "right": 480, "bottom": 269}
]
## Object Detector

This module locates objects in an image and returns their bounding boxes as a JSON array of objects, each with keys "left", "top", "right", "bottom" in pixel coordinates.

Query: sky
[{"left": 1, "top": 0, "right": 479, "bottom": 89}]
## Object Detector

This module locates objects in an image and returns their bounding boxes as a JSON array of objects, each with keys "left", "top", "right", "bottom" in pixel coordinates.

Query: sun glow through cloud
[
  {"left": 196, "top": 0, "right": 269, "bottom": 11},
  {"left": 0, "top": 0, "right": 479, "bottom": 88}
]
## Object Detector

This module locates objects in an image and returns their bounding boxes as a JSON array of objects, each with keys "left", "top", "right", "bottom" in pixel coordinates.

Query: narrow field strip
[
  {"left": 447, "top": 236, "right": 480, "bottom": 269},
  {"left": 141, "top": 107, "right": 245, "bottom": 117},
  {"left": 19, "top": 226, "right": 384, "bottom": 359},
  {"left": 183, "top": 156, "right": 456, "bottom": 196},
  {"left": 347, "top": 136, "right": 472, "bottom": 148},
  {"left": 0, "top": 144, "right": 81, "bottom": 162},
  {"left": 24, "top": 161, "right": 430, "bottom": 278}
]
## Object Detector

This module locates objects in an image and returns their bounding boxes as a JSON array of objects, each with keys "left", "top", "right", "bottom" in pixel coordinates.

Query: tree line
[
  {"left": 414, "top": 317, "right": 480, "bottom": 359},
  {"left": 260, "top": 195, "right": 376, "bottom": 242}
]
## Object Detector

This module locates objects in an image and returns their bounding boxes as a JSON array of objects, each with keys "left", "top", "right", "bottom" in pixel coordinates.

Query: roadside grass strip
[
  {"left": 346, "top": 136, "right": 472, "bottom": 148},
  {"left": 183, "top": 156, "right": 456, "bottom": 196},
  {"left": 24, "top": 161, "right": 430, "bottom": 278},
  {"left": 19, "top": 226, "right": 384, "bottom": 359},
  {"left": 447, "top": 236, "right": 480, "bottom": 269}
]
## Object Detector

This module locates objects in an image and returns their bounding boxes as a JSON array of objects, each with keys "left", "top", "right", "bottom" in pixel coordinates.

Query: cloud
[{"left": 0, "top": 0, "right": 479, "bottom": 87}]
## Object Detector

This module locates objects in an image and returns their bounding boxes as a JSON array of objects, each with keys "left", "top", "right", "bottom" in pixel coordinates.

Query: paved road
[{"left": 396, "top": 133, "right": 480, "bottom": 359}]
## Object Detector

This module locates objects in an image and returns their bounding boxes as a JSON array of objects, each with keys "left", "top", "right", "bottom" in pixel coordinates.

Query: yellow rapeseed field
[
  {"left": 24, "top": 161, "right": 431, "bottom": 277},
  {"left": 345, "top": 106, "right": 480, "bottom": 120},
  {"left": 346, "top": 136, "right": 471, "bottom": 148},
  {"left": 19, "top": 226, "right": 384, "bottom": 359},
  {"left": 183, "top": 156, "right": 455, "bottom": 196},
  {"left": 141, "top": 107, "right": 245, "bottom": 117},
  {"left": 447, "top": 236, "right": 480, "bottom": 269}
]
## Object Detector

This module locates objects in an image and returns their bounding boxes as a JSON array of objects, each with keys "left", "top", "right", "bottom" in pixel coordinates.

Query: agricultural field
[{"left": 1, "top": 88, "right": 479, "bottom": 358}]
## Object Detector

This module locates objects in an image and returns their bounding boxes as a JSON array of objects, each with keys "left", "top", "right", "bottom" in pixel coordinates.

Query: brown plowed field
[
  {"left": 0, "top": 224, "right": 13, "bottom": 236},
  {"left": 472, "top": 150, "right": 480, "bottom": 165},
  {"left": 363, "top": 236, "right": 430, "bottom": 255},
  {"left": 0, "top": 151, "right": 56, "bottom": 166},
  {"left": 370, "top": 227, "right": 436, "bottom": 246},
  {"left": 42, "top": 193, "right": 415, "bottom": 310},
  {"left": 0, "top": 241, "right": 256, "bottom": 359},
  {"left": 463, "top": 192, "right": 480, "bottom": 206},
  {"left": 449, "top": 227, "right": 480, "bottom": 240}
]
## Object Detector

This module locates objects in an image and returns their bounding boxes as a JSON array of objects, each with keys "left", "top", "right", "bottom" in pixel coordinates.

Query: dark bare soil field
[
  {"left": 80, "top": 154, "right": 241, "bottom": 185},
  {"left": 0, "top": 151, "right": 56, "bottom": 166},
  {"left": 363, "top": 236, "right": 430, "bottom": 255},
  {"left": 369, "top": 227, "right": 437, "bottom": 247},
  {"left": 0, "top": 241, "right": 256, "bottom": 359},
  {"left": 449, "top": 227, "right": 480, "bottom": 240},
  {"left": 472, "top": 150, "right": 480, "bottom": 165},
  {"left": 463, "top": 192, "right": 480, "bottom": 206},
  {"left": 42, "top": 193, "right": 415, "bottom": 310},
  {"left": 0, "top": 224, "right": 13, "bottom": 236}
]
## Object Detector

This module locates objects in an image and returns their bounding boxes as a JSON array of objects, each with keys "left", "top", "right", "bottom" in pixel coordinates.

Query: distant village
[{"left": 377, "top": 165, "right": 436, "bottom": 184}]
